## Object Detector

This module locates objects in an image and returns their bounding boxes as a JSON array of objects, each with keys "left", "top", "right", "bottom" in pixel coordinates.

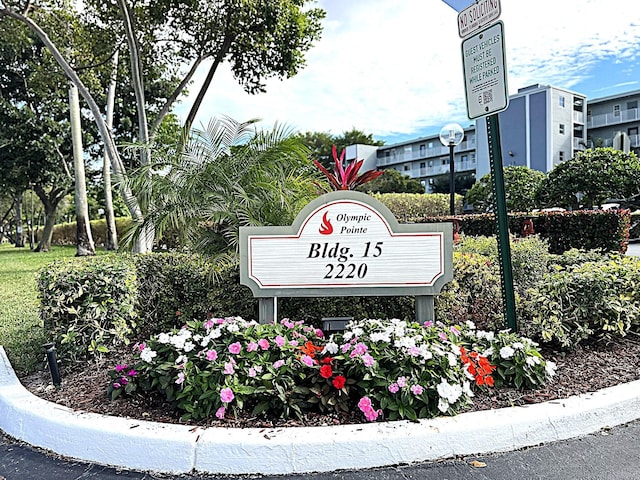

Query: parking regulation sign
[{"left": 461, "top": 21, "right": 509, "bottom": 119}]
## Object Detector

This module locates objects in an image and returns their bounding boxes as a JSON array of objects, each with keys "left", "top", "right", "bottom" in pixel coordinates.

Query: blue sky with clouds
[{"left": 175, "top": 0, "right": 640, "bottom": 145}]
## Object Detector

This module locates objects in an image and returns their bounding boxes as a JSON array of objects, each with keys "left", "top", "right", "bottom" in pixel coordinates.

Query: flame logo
[{"left": 319, "top": 211, "right": 333, "bottom": 235}]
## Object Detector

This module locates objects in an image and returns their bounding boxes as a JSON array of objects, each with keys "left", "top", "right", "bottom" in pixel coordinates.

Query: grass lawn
[{"left": 0, "top": 243, "right": 86, "bottom": 373}]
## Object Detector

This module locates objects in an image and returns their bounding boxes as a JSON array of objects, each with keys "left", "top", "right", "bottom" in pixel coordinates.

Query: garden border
[{"left": 2, "top": 345, "right": 640, "bottom": 475}]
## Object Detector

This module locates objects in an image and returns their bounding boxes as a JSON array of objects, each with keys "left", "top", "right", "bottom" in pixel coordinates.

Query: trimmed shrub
[
  {"left": 521, "top": 254, "right": 640, "bottom": 348},
  {"left": 371, "top": 193, "right": 461, "bottom": 221},
  {"left": 37, "top": 255, "right": 138, "bottom": 364},
  {"left": 45, "top": 217, "right": 133, "bottom": 247}
]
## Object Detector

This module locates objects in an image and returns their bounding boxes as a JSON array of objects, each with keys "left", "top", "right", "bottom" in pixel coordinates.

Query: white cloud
[{"left": 175, "top": 0, "right": 640, "bottom": 141}]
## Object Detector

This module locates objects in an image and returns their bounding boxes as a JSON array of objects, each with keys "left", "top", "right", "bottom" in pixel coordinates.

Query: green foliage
[
  {"left": 36, "top": 255, "right": 138, "bottom": 364},
  {"left": 125, "top": 118, "right": 320, "bottom": 262},
  {"left": 537, "top": 148, "right": 640, "bottom": 209},
  {"left": 522, "top": 254, "right": 640, "bottom": 348},
  {"left": 42, "top": 217, "right": 133, "bottom": 247},
  {"left": 371, "top": 192, "right": 462, "bottom": 221},
  {"left": 358, "top": 169, "right": 425, "bottom": 194},
  {"left": 466, "top": 166, "right": 545, "bottom": 213},
  {"left": 0, "top": 244, "right": 78, "bottom": 373},
  {"left": 435, "top": 251, "right": 503, "bottom": 331}
]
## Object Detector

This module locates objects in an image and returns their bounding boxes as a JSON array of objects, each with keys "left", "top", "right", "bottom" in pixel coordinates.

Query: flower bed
[{"left": 109, "top": 317, "right": 556, "bottom": 423}]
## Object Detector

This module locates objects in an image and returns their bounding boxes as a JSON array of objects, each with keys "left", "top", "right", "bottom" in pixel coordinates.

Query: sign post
[{"left": 457, "top": 4, "right": 517, "bottom": 332}]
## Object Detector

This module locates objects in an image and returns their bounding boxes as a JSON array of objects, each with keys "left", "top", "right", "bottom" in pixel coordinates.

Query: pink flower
[
  {"left": 408, "top": 346, "right": 421, "bottom": 357},
  {"left": 315, "top": 329, "right": 324, "bottom": 338},
  {"left": 289, "top": 340, "right": 298, "bottom": 347},
  {"left": 204, "top": 319, "right": 215, "bottom": 330},
  {"left": 220, "top": 387, "right": 234, "bottom": 404},
  {"left": 450, "top": 326, "right": 460, "bottom": 336},
  {"left": 223, "top": 362, "right": 235, "bottom": 375},
  {"left": 258, "top": 339, "right": 270, "bottom": 350},
  {"left": 353, "top": 342, "right": 368, "bottom": 355},
  {"left": 273, "top": 359, "right": 285, "bottom": 369},
  {"left": 397, "top": 376, "right": 408, "bottom": 388},
  {"left": 115, "top": 364, "right": 127, "bottom": 372},
  {"left": 411, "top": 384, "right": 424, "bottom": 395},
  {"left": 228, "top": 342, "right": 242, "bottom": 355},
  {"left": 341, "top": 343, "right": 351, "bottom": 354},
  {"left": 128, "top": 369, "right": 137, "bottom": 377},
  {"left": 275, "top": 336, "right": 286, "bottom": 347},
  {"left": 423, "top": 321, "right": 434, "bottom": 327},
  {"left": 215, "top": 407, "right": 226, "bottom": 419},
  {"left": 358, "top": 397, "right": 372, "bottom": 410},
  {"left": 438, "top": 332, "right": 447, "bottom": 341},
  {"left": 137, "top": 342, "right": 146, "bottom": 352},
  {"left": 247, "top": 341, "right": 259, "bottom": 352},
  {"left": 175, "top": 372, "right": 185, "bottom": 385},
  {"left": 362, "top": 353, "right": 375, "bottom": 367},
  {"left": 206, "top": 349, "right": 218, "bottom": 361},
  {"left": 282, "top": 319, "right": 295, "bottom": 329},
  {"left": 301, "top": 355, "right": 314, "bottom": 367},
  {"left": 248, "top": 367, "right": 257, "bottom": 378},
  {"left": 388, "top": 383, "right": 400, "bottom": 393},
  {"left": 112, "top": 382, "right": 121, "bottom": 389}
]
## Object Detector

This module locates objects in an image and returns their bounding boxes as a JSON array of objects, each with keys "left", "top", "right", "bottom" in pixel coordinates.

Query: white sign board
[
  {"left": 458, "top": 0, "right": 501, "bottom": 38},
  {"left": 461, "top": 21, "right": 509, "bottom": 119},
  {"left": 240, "top": 191, "right": 453, "bottom": 297}
]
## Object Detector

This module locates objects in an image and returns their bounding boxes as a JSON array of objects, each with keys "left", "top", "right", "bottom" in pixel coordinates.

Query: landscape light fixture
[{"left": 439, "top": 123, "right": 464, "bottom": 215}]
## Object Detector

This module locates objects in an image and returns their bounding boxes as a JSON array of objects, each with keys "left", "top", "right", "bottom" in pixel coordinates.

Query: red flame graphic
[{"left": 319, "top": 211, "right": 333, "bottom": 235}]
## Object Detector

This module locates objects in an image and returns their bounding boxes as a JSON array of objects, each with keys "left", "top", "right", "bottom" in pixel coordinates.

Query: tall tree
[{"left": 1, "top": 0, "right": 325, "bottom": 253}]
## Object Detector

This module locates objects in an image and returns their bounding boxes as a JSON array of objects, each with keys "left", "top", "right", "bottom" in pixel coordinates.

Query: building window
[
  {"left": 428, "top": 142, "right": 434, "bottom": 149},
  {"left": 614, "top": 104, "right": 621, "bottom": 117},
  {"left": 403, "top": 165, "right": 410, "bottom": 171},
  {"left": 559, "top": 124, "right": 565, "bottom": 135},
  {"left": 629, "top": 127, "right": 639, "bottom": 137},
  {"left": 428, "top": 160, "right": 433, "bottom": 167},
  {"left": 559, "top": 96, "right": 565, "bottom": 107},
  {"left": 420, "top": 144, "right": 426, "bottom": 156},
  {"left": 461, "top": 154, "right": 468, "bottom": 164},
  {"left": 442, "top": 158, "right": 447, "bottom": 165},
  {"left": 420, "top": 162, "right": 426, "bottom": 168},
  {"left": 573, "top": 97, "right": 584, "bottom": 111},
  {"left": 559, "top": 151, "right": 565, "bottom": 162},
  {"left": 628, "top": 100, "right": 638, "bottom": 110}
]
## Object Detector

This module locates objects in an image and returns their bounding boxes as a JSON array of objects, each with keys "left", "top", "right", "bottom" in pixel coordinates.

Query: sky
[{"left": 174, "top": 0, "right": 640, "bottom": 146}]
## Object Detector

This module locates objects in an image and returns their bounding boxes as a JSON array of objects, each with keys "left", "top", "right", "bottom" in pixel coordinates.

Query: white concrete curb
[{"left": 2, "top": 345, "right": 640, "bottom": 475}]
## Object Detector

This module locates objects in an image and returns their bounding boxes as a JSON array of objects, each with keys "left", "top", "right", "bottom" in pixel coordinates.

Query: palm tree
[{"left": 123, "top": 117, "right": 321, "bottom": 270}]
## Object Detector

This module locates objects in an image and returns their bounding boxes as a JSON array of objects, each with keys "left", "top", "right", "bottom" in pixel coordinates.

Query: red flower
[
  {"left": 320, "top": 364, "right": 333, "bottom": 379},
  {"left": 332, "top": 375, "right": 346, "bottom": 389}
]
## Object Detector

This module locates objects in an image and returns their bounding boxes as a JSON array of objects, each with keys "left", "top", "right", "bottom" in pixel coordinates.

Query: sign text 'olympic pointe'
[{"left": 239, "top": 191, "right": 453, "bottom": 298}]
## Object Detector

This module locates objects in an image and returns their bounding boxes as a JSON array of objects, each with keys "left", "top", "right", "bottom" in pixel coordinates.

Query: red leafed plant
[{"left": 314, "top": 145, "right": 384, "bottom": 190}]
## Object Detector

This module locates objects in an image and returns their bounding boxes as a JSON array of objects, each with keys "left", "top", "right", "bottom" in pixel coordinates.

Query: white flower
[
  {"left": 437, "top": 398, "right": 450, "bottom": 413},
  {"left": 370, "top": 331, "right": 391, "bottom": 343},
  {"left": 157, "top": 333, "right": 170, "bottom": 344},
  {"left": 512, "top": 342, "right": 525, "bottom": 350},
  {"left": 192, "top": 334, "right": 202, "bottom": 342},
  {"left": 323, "top": 341, "right": 339, "bottom": 355},
  {"left": 140, "top": 347, "right": 157, "bottom": 363},
  {"left": 175, "top": 355, "right": 188, "bottom": 365},
  {"left": 447, "top": 352, "right": 457, "bottom": 367},
  {"left": 417, "top": 345, "right": 433, "bottom": 360},
  {"left": 183, "top": 341, "right": 195, "bottom": 353},
  {"left": 499, "top": 346, "right": 515, "bottom": 359},
  {"left": 476, "top": 330, "right": 495, "bottom": 341},
  {"left": 465, "top": 320, "right": 476, "bottom": 330},
  {"left": 482, "top": 347, "right": 494, "bottom": 357},
  {"left": 437, "top": 379, "right": 462, "bottom": 404},
  {"left": 462, "top": 380, "right": 474, "bottom": 398},
  {"left": 209, "top": 328, "right": 222, "bottom": 339},
  {"left": 225, "top": 322, "right": 240, "bottom": 333},
  {"left": 526, "top": 356, "right": 541, "bottom": 367},
  {"left": 545, "top": 360, "right": 557, "bottom": 377}
]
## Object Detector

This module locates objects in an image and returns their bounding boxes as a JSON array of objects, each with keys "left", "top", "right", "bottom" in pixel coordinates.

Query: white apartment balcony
[
  {"left": 377, "top": 139, "right": 476, "bottom": 166},
  {"left": 587, "top": 134, "right": 640, "bottom": 149},
  {"left": 587, "top": 108, "right": 640, "bottom": 128}
]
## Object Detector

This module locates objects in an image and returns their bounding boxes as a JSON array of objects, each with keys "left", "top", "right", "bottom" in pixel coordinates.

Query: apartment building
[
  {"left": 476, "top": 84, "right": 587, "bottom": 178},
  {"left": 346, "top": 127, "right": 477, "bottom": 193},
  {"left": 587, "top": 89, "right": 640, "bottom": 155},
  {"left": 346, "top": 85, "right": 638, "bottom": 191}
]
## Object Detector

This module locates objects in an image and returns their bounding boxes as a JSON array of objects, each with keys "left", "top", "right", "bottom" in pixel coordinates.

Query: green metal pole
[{"left": 486, "top": 113, "right": 517, "bottom": 332}]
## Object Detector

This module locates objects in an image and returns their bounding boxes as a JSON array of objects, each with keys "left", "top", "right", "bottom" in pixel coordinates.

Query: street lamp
[{"left": 439, "top": 123, "right": 464, "bottom": 215}]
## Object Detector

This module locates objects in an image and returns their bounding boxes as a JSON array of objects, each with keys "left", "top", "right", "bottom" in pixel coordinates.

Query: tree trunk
[
  {"left": 33, "top": 184, "right": 70, "bottom": 253},
  {"left": 103, "top": 50, "right": 119, "bottom": 251},
  {"left": 69, "top": 83, "right": 95, "bottom": 257},
  {"left": 14, "top": 193, "right": 24, "bottom": 247}
]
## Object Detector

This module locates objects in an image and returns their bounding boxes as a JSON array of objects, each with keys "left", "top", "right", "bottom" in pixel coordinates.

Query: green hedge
[
  {"left": 44, "top": 217, "right": 133, "bottom": 247},
  {"left": 419, "top": 210, "right": 630, "bottom": 254}
]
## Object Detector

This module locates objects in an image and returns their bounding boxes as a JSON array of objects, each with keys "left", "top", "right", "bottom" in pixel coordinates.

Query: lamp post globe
[{"left": 439, "top": 123, "right": 464, "bottom": 215}]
